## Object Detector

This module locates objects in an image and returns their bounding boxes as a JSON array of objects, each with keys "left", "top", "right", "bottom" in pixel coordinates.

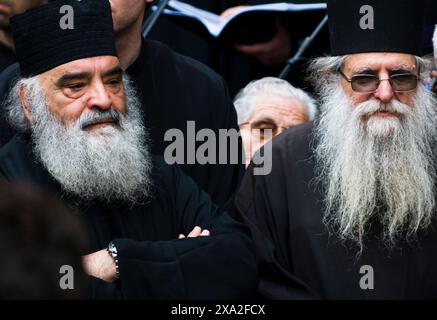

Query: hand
[
  {"left": 82, "top": 249, "right": 117, "bottom": 283},
  {"left": 178, "top": 226, "right": 210, "bottom": 239},
  {"left": 220, "top": 5, "right": 248, "bottom": 19},
  {"left": 234, "top": 18, "right": 292, "bottom": 67}
]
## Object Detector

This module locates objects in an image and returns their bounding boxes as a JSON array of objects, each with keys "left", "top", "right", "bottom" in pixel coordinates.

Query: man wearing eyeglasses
[{"left": 235, "top": 0, "right": 437, "bottom": 299}]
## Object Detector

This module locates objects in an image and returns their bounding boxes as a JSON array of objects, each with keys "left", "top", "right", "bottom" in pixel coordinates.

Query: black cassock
[
  {"left": 235, "top": 122, "right": 437, "bottom": 299},
  {"left": 0, "top": 134, "right": 257, "bottom": 299},
  {"left": 0, "top": 39, "right": 244, "bottom": 208}
]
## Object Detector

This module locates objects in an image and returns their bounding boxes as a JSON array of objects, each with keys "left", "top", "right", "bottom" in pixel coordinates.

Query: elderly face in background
[
  {"left": 312, "top": 52, "right": 437, "bottom": 250},
  {"left": 235, "top": 77, "right": 315, "bottom": 167},
  {"left": 8, "top": 55, "right": 152, "bottom": 204},
  {"left": 0, "top": 0, "right": 46, "bottom": 28}
]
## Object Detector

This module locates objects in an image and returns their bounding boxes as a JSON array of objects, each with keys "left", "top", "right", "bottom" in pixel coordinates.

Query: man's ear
[{"left": 18, "top": 84, "right": 33, "bottom": 125}]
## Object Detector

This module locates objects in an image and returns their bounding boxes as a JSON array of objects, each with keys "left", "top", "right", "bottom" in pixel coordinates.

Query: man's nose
[
  {"left": 374, "top": 79, "right": 394, "bottom": 103},
  {"left": 87, "top": 82, "right": 112, "bottom": 110}
]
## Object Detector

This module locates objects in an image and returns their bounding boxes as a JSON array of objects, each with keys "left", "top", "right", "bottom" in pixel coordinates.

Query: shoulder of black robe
[
  {"left": 235, "top": 122, "right": 437, "bottom": 299},
  {"left": 0, "top": 63, "right": 20, "bottom": 147},
  {"left": 127, "top": 39, "right": 244, "bottom": 210},
  {"left": 0, "top": 134, "right": 258, "bottom": 299},
  {"left": 0, "top": 42, "right": 15, "bottom": 73}
]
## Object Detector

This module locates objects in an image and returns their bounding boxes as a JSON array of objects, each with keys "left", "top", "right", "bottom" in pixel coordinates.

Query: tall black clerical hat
[
  {"left": 11, "top": 0, "right": 118, "bottom": 77},
  {"left": 327, "top": 0, "right": 427, "bottom": 56}
]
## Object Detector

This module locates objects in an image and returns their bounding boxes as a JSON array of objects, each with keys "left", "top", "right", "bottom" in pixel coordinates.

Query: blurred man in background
[
  {"left": 147, "top": 0, "right": 329, "bottom": 96},
  {"left": 0, "top": 183, "right": 87, "bottom": 299},
  {"left": 234, "top": 77, "right": 316, "bottom": 166},
  {"left": 0, "top": 0, "right": 46, "bottom": 72}
]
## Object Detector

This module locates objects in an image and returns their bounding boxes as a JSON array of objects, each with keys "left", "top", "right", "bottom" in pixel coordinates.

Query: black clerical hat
[
  {"left": 11, "top": 0, "right": 118, "bottom": 77},
  {"left": 327, "top": 0, "right": 426, "bottom": 56}
]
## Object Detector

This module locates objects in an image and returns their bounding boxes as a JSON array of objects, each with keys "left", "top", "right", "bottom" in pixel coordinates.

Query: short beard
[
  {"left": 27, "top": 77, "right": 152, "bottom": 205},
  {"left": 314, "top": 81, "right": 437, "bottom": 251}
]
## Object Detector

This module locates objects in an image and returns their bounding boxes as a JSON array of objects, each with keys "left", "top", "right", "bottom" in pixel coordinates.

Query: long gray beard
[
  {"left": 314, "top": 82, "right": 437, "bottom": 250},
  {"left": 28, "top": 78, "right": 152, "bottom": 205}
]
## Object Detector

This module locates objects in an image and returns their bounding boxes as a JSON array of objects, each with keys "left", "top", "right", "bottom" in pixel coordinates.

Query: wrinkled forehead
[
  {"left": 253, "top": 94, "right": 304, "bottom": 112},
  {"left": 343, "top": 52, "right": 417, "bottom": 73},
  {"left": 250, "top": 95, "right": 308, "bottom": 120}
]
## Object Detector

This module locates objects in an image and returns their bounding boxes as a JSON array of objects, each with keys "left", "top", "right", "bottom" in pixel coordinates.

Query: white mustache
[
  {"left": 79, "top": 109, "right": 121, "bottom": 130},
  {"left": 353, "top": 100, "right": 412, "bottom": 119}
]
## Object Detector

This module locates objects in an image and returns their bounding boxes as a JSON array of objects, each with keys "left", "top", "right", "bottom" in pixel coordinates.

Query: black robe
[
  {"left": 235, "top": 122, "right": 437, "bottom": 299},
  {"left": 0, "top": 40, "right": 244, "bottom": 208},
  {"left": 0, "top": 134, "right": 258, "bottom": 299}
]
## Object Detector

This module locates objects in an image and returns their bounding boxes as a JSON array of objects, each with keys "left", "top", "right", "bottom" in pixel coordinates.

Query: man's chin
[{"left": 365, "top": 116, "right": 401, "bottom": 137}]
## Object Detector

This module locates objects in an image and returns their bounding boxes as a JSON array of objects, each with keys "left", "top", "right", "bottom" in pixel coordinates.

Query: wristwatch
[{"left": 107, "top": 241, "right": 120, "bottom": 280}]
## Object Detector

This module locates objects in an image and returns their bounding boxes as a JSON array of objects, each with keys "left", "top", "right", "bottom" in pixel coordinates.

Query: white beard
[
  {"left": 28, "top": 78, "right": 152, "bottom": 205},
  {"left": 314, "top": 82, "right": 437, "bottom": 250}
]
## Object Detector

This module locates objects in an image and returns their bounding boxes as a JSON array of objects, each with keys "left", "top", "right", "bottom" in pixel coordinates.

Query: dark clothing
[
  {"left": 235, "top": 122, "right": 437, "bottom": 299},
  {"left": 0, "top": 40, "right": 244, "bottom": 208},
  {"left": 0, "top": 134, "right": 257, "bottom": 299},
  {"left": 0, "top": 42, "right": 15, "bottom": 146},
  {"left": 147, "top": 0, "right": 329, "bottom": 95},
  {"left": 0, "top": 42, "right": 14, "bottom": 73},
  {"left": 127, "top": 40, "right": 244, "bottom": 208}
]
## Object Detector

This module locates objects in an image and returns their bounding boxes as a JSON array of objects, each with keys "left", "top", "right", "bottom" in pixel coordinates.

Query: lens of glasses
[
  {"left": 350, "top": 74, "right": 418, "bottom": 92},
  {"left": 351, "top": 75, "right": 380, "bottom": 92},
  {"left": 389, "top": 74, "right": 418, "bottom": 91}
]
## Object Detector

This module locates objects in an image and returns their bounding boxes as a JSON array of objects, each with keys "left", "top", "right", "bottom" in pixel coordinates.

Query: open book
[{"left": 157, "top": 1, "right": 327, "bottom": 43}]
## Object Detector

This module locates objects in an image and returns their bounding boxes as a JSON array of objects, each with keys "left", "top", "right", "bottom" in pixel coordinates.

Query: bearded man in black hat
[
  {"left": 0, "top": 0, "right": 257, "bottom": 299},
  {"left": 236, "top": 0, "right": 437, "bottom": 299}
]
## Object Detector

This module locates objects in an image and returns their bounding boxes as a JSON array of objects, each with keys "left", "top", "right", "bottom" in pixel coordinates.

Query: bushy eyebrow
[
  {"left": 351, "top": 68, "right": 376, "bottom": 75},
  {"left": 56, "top": 67, "right": 123, "bottom": 87},
  {"left": 56, "top": 72, "right": 91, "bottom": 86},
  {"left": 389, "top": 66, "right": 416, "bottom": 75},
  {"left": 102, "top": 66, "right": 123, "bottom": 78},
  {"left": 352, "top": 64, "right": 415, "bottom": 75}
]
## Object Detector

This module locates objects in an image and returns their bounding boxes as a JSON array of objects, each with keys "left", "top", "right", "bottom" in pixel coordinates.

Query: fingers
[
  {"left": 220, "top": 5, "right": 248, "bottom": 19},
  {"left": 179, "top": 226, "right": 210, "bottom": 239},
  {"left": 187, "top": 226, "right": 202, "bottom": 238},
  {"left": 200, "top": 229, "right": 210, "bottom": 236}
]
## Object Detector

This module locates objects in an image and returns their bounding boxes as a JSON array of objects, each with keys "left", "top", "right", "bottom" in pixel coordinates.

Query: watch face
[{"left": 108, "top": 242, "right": 117, "bottom": 254}]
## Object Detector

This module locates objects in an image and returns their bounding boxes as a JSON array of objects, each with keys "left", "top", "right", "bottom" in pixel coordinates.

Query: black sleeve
[
  {"left": 111, "top": 163, "right": 258, "bottom": 299},
  {"left": 235, "top": 141, "right": 319, "bottom": 299}
]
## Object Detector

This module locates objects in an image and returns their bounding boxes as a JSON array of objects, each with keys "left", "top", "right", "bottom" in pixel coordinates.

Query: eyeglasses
[{"left": 339, "top": 70, "right": 418, "bottom": 93}]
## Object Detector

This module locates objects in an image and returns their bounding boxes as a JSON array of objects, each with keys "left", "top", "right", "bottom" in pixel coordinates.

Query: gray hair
[
  {"left": 233, "top": 77, "right": 317, "bottom": 125},
  {"left": 5, "top": 76, "right": 41, "bottom": 132}
]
